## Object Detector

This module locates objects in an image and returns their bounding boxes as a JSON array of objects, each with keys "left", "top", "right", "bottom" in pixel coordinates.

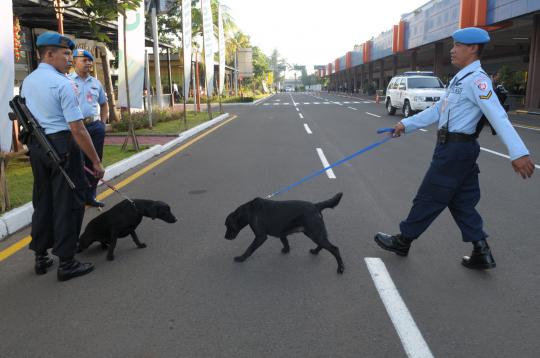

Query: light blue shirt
[
  {"left": 21, "top": 63, "right": 83, "bottom": 134},
  {"left": 68, "top": 72, "right": 107, "bottom": 119},
  {"left": 401, "top": 60, "right": 529, "bottom": 160}
]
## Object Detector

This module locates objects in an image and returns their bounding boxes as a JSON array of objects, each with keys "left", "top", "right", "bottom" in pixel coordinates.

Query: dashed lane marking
[
  {"left": 366, "top": 112, "right": 381, "bottom": 118},
  {"left": 316, "top": 148, "right": 336, "bottom": 179}
]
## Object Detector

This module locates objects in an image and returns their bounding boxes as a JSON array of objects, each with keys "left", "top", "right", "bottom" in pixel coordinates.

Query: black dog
[
  {"left": 78, "top": 199, "right": 177, "bottom": 261},
  {"left": 225, "top": 193, "right": 345, "bottom": 273}
]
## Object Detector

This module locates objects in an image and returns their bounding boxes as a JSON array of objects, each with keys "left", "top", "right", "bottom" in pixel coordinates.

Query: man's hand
[
  {"left": 512, "top": 155, "right": 535, "bottom": 179},
  {"left": 393, "top": 122, "right": 405, "bottom": 137},
  {"left": 92, "top": 161, "right": 105, "bottom": 180}
]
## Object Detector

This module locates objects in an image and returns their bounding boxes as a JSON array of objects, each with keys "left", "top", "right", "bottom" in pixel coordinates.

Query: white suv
[{"left": 385, "top": 72, "right": 446, "bottom": 117}]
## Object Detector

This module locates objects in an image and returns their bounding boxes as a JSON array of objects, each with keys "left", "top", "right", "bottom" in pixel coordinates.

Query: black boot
[
  {"left": 374, "top": 232, "right": 413, "bottom": 256},
  {"left": 86, "top": 198, "right": 105, "bottom": 208},
  {"left": 57, "top": 258, "right": 94, "bottom": 282},
  {"left": 462, "top": 240, "right": 496, "bottom": 270},
  {"left": 35, "top": 253, "right": 54, "bottom": 275}
]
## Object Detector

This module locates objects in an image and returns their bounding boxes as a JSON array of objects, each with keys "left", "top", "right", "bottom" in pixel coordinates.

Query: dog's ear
[{"left": 146, "top": 203, "right": 159, "bottom": 219}]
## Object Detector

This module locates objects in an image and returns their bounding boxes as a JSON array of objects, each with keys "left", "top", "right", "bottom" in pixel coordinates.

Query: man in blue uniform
[
  {"left": 21, "top": 32, "right": 105, "bottom": 281},
  {"left": 69, "top": 49, "right": 108, "bottom": 208},
  {"left": 374, "top": 27, "right": 535, "bottom": 270}
]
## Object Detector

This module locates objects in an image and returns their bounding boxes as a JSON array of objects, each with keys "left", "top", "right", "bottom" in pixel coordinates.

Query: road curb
[{"left": 0, "top": 112, "right": 230, "bottom": 241}]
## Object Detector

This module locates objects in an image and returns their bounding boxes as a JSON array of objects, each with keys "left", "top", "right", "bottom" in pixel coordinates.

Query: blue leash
[{"left": 266, "top": 128, "right": 395, "bottom": 198}]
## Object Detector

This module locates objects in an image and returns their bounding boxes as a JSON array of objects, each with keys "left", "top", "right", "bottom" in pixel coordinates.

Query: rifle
[{"left": 8, "top": 95, "right": 76, "bottom": 189}]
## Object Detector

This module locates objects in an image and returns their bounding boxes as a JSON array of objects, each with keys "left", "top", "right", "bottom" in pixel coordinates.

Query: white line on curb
[
  {"left": 316, "top": 148, "right": 336, "bottom": 179},
  {"left": 348, "top": 106, "right": 358, "bottom": 111},
  {"left": 365, "top": 258, "right": 434, "bottom": 358},
  {"left": 304, "top": 124, "right": 312, "bottom": 134},
  {"left": 481, "top": 147, "right": 540, "bottom": 169},
  {"left": 298, "top": 113, "right": 304, "bottom": 119},
  {"left": 366, "top": 112, "right": 381, "bottom": 118}
]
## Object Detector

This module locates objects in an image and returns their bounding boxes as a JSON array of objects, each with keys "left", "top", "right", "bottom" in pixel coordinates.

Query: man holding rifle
[{"left": 21, "top": 32, "right": 105, "bottom": 281}]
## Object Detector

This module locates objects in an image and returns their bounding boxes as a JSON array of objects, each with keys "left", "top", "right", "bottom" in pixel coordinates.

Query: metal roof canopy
[{"left": 13, "top": 0, "right": 173, "bottom": 49}]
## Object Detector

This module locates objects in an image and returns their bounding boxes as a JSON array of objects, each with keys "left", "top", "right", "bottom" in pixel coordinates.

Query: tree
[{"left": 58, "top": 0, "right": 142, "bottom": 42}]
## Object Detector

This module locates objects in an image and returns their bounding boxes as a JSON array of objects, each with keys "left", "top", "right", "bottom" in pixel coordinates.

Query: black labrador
[
  {"left": 78, "top": 199, "right": 177, "bottom": 261},
  {"left": 225, "top": 193, "right": 345, "bottom": 273}
]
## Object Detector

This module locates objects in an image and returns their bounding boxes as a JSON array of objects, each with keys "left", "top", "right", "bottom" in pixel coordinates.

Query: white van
[{"left": 385, "top": 72, "right": 446, "bottom": 117}]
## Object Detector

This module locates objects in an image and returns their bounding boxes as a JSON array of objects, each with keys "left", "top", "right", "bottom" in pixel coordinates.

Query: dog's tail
[{"left": 315, "top": 192, "right": 343, "bottom": 212}]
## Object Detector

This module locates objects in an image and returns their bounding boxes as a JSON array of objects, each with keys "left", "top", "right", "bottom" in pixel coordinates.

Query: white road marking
[
  {"left": 365, "top": 258, "right": 434, "bottom": 358},
  {"left": 304, "top": 124, "right": 312, "bottom": 134},
  {"left": 289, "top": 93, "right": 297, "bottom": 107},
  {"left": 313, "top": 102, "right": 320, "bottom": 104},
  {"left": 316, "top": 148, "right": 336, "bottom": 179},
  {"left": 419, "top": 129, "right": 428, "bottom": 132},
  {"left": 323, "top": 102, "right": 330, "bottom": 104},
  {"left": 296, "top": 107, "right": 300, "bottom": 112},
  {"left": 348, "top": 106, "right": 358, "bottom": 111},
  {"left": 303, "top": 102, "right": 310, "bottom": 104},
  {"left": 366, "top": 112, "right": 381, "bottom": 118},
  {"left": 363, "top": 101, "right": 372, "bottom": 104},
  {"left": 513, "top": 124, "right": 540, "bottom": 132},
  {"left": 263, "top": 103, "right": 269, "bottom": 106},
  {"left": 298, "top": 113, "right": 304, "bottom": 119},
  {"left": 353, "top": 101, "right": 361, "bottom": 103},
  {"left": 273, "top": 103, "right": 279, "bottom": 105},
  {"left": 480, "top": 147, "right": 540, "bottom": 169},
  {"left": 343, "top": 101, "right": 350, "bottom": 104},
  {"left": 283, "top": 102, "right": 290, "bottom": 105},
  {"left": 333, "top": 102, "right": 343, "bottom": 106}
]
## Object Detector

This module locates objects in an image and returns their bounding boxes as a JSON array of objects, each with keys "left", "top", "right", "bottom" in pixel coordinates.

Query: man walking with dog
[
  {"left": 374, "top": 27, "right": 535, "bottom": 269},
  {"left": 69, "top": 48, "right": 109, "bottom": 208},
  {"left": 22, "top": 32, "right": 105, "bottom": 281}
]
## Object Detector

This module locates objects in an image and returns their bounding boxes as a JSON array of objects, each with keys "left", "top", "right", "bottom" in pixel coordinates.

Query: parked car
[{"left": 385, "top": 71, "right": 446, "bottom": 117}]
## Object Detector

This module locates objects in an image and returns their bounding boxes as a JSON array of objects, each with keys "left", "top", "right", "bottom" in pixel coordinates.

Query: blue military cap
[
  {"left": 36, "top": 31, "right": 75, "bottom": 50},
  {"left": 452, "top": 27, "right": 490, "bottom": 44},
  {"left": 73, "top": 48, "right": 95, "bottom": 61}
]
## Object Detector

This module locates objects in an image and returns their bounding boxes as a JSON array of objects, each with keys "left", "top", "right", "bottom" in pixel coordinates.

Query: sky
[{"left": 221, "top": 0, "right": 429, "bottom": 74}]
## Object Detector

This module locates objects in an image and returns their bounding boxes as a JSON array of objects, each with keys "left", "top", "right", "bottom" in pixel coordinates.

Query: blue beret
[
  {"left": 36, "top": 31, "right": 75, "bottom": 50},
  {"left": 73, "top": 49, "right": 95, "bottom": 61},
  {"left": 452, "top": 27, "right": 490, "bottom": 44}
]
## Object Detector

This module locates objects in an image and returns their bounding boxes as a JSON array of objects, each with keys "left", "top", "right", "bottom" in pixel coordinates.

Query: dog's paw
[
  {"left": 309, "top": 248, "right": 319, "bottom": 255},
  {"left": 281, "top": 247, "right": 290, "bottom": 254},
  {"left": 137, "top": 243, "right": 147, "bottom": 249},
  {"left": 106, "top": 254, "right": 115, "bottom": 261},
  {"left": 234, "top": 256, "right": 246, "bottom": 262},
  {"left": 337, "top": 265, "right": 345, "bottom": 274}
]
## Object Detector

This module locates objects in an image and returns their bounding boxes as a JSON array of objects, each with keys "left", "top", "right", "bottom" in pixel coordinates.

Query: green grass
[
  {"left": 112, "top": 111, "right": 221, "bottom": 135},
  {"left": 4, "top": 145, "right": 148, "bottom": 210}
]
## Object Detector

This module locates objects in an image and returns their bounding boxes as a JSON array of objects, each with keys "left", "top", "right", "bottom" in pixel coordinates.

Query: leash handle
[
  {"left": 83, "top": 166, "right": 135, "bottom": 204},
  {"left": 266, "top": 128, "right": 395, "bottom": 199},
  {"left": 377, "top": 127, "right": 395, "bottom": 134}
]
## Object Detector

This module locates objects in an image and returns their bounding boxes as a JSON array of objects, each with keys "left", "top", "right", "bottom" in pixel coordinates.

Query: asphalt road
[{"left": 1, "top": 92, "right": 539, "bottom": 358}]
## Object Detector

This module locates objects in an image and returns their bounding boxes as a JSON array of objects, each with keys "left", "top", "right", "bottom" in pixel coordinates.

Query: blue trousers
[
  {"left": 400, "top": 141, "right": 487, "bottom": 242},
  {"left": 84, "top": 120, "right": 106, "bottom": 201}
]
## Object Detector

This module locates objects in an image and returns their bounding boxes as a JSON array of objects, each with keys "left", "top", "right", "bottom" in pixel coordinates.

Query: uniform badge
[{"left": 479, "top": 90, "right": 492, "bottom": 100}]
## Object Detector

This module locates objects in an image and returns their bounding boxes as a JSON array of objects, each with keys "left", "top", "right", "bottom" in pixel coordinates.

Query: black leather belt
[
  {"left": 437, "top": 130, "right": 476, "bottom": 144},
  {"left": 46, "top": 130, "right": 71, "bottom": 140}
]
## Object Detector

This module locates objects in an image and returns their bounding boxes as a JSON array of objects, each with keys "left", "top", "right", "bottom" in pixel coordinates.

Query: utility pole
[{"left": 151, "top": 0, "right": 164, "bottom": 108}]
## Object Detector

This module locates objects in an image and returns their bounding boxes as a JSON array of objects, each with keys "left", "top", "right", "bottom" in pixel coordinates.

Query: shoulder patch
[{"left": 479, "top": 90, "right": 492, "bottom": 100}]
